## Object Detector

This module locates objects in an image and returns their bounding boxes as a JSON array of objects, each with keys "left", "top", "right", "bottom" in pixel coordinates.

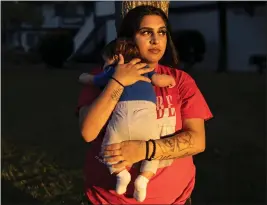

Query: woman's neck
[{"left": 147, "top": 63, "right": 158, "bottom": 70}]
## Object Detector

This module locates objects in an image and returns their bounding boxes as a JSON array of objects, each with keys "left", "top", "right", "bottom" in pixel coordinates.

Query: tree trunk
[
  {"left": 115, "top": 2, "right": 123, "bottom": 35},
  {"left": 217, "top": 2, "right": 228, "bottom": 73}
]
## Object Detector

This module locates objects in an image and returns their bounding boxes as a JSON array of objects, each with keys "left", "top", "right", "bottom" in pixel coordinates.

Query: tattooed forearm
[
  {"left": 154, "top": 131, "right": 199, "bottom": 160},
  {"left": 160, "top": 131, "right": 194, "bottom": 153},
  {"left": 110, "top": 87, "right": 123, "bottom": 101},
  {"left": 157, "top": 155, "right": 173, "bottom": 160}
]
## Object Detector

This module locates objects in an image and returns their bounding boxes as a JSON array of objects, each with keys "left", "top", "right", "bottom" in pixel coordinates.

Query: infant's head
[{"left": 102, "top": 38, "right": 141, "bottom": 69}]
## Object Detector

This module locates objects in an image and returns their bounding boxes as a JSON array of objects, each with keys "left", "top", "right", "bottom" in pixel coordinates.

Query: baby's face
[{"left": 103, "top": 55, "right": 116, "bottom": 69}]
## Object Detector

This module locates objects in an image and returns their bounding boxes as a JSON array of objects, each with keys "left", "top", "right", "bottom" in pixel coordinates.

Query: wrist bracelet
[
  {"left": 110, "top": 76, "right": 124, "bottom": 87},
  {"left": 148, "top": 139, "right": 156, "bottom": 161},
  {"left": 145, "top": 139, "right": 156, "bottom": 161},
  {"left": 145, "top": 140, "right": 149, "bottom": 160}
]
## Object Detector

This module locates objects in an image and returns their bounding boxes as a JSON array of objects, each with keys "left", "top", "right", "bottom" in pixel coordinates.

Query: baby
[{"left": 78, "top": 38, "right": 175, "bottom": 202}]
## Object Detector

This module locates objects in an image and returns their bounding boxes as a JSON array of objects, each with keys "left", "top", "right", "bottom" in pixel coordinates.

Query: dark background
[{"left": 1, "top": 1, "right": 266, "bottom": 205}]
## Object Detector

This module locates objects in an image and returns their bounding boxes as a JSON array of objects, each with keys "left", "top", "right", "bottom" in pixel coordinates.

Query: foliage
[{"left": 173, "top": 30, "right": 206, "bottom": 70}]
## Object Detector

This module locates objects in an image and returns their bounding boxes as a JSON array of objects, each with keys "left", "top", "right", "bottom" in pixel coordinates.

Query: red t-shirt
[{"left": 77, "top": 65, "right": 213, "bottom": 204}]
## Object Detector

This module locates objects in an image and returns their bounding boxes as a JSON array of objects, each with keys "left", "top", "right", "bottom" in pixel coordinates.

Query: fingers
[
  {"left": 104, "top": 155, "right": 124, "bottom": 164},
  {"left": 139, "top": 76, "right": 151, "bottom": 83},
  {"left": 104, "top": 143, "right": 121, "bottom": 151},
  {"left": 138, "top": 67, "right": 155, "bottom": 75},
  {"left": 117, "top": 54, "right": 124, "bottom": 65},
  {"left": 170, "top": 81, "right": 176, "bottom": 88},
  {"left": 103, "top": 149, "right": 121, "bottom": 157},
  {"left": 134, "top": 63, "right": 149, "bottom": 70},
  {"left": 111, "top": 160, "right": 130, "bottom": 169},
  {"left": 129, "top": 58, "right": 142, "bottom": 65},
  {"left": 168, "top": 82, "right": 176, "bottom": 88}
]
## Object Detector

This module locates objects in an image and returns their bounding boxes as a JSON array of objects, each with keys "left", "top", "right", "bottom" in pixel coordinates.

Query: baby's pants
[{"left": 102, "top": 101, "right": 160, "bottom": 174}]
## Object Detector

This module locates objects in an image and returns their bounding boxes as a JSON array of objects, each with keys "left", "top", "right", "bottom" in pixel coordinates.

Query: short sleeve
[
  {"left": 93, "top": 66, "right": 115, "bottom": 87},
  {"left": 178, "top": 72, "right": 213, "bottom": 121},
  {"left": 147, "top": 70, "right": 156, "bottom": 80}
]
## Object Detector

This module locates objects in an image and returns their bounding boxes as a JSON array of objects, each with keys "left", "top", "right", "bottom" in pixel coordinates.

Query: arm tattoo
[
  {"left": 155, "top": 131, "right": 196, "bottom": 160},
  {"left": 110, "top": 87, "right": 123, "bottom": 101}
]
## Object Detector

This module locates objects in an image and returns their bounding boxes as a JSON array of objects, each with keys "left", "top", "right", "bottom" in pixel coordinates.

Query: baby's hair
[
  {"left": 114, "top": 38, "right": 141, "bottom": 63},
  {"left": 102, "top": 38, "right": 141, "bottom": 64},
  {"left": 101, "top": 39, "right": 116, "bottom": 60}
]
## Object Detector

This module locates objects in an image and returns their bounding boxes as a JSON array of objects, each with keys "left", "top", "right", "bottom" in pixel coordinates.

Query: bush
[
  {"left": 173, "top": 30, "right": 206, "bottom": 70},
  {"left": 39, "top": 31, "right": 74, "bottom": 68}
]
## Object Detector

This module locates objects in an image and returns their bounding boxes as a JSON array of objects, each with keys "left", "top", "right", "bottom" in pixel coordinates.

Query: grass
[
  {"left": 2, "top": 139, "right": 87, "bottom": 204},
  {"left": 1, "top": 64, "right": 265, "bottom": 204}
]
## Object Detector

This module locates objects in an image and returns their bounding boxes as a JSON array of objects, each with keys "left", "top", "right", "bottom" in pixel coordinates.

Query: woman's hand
[
  {"left": 102, "top": 140, "right": 146, "bottom": 169},
  {"left": 113, "top": 54, "right": 154, "bottom": 86}
]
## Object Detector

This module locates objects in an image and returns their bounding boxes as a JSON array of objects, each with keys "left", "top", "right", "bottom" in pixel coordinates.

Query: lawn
[{"left": 1, "top": 64, "right": 265, "bottom": 205}]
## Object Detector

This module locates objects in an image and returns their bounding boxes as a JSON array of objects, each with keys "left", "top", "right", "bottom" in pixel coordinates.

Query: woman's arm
[
  {"left": 80, "top": 55, "right": 154, "bottom": 142},
  {"left": 102, "top": 118, "right": 205, "bottom": 167},
  {"left": 151, "top": 118, "right": 205, "bottom": 160},
  {"left": 102, "top": 71, "right": 212, "bottom": 167},
  {"left": 81, "top": 80, "right": 124, "bottom": 142}
]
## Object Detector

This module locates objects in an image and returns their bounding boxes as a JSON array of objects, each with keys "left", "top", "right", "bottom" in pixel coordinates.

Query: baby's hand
[
  {"left": 151, "top": 74, "right": 176, "bottom": 88},
  {"left": 168, "top": 77, "right": 176, "bottom": 88}
]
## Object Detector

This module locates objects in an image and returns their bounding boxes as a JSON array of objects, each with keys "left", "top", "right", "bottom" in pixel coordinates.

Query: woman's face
[{"left": 135, "top": 15, "right": 167, "bottom": 67}]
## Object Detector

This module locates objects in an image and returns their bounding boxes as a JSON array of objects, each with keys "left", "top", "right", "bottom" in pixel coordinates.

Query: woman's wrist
[
  {"left": 105, "top": 78, "right": 124, "bottom": 102},
  {"left": 143, "top": 140, "right": 156, "bottom": 161},
  {"left": 110, "top": 76, "right": 125, "bottom": 88},
  {"left": 144, "top": 139, "right": 166, "bottom": 161},
  {"left": 112, "top": 73, "right": 126, "bottom": 88}
]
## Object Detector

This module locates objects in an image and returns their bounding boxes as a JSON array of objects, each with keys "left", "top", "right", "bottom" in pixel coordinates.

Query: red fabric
[
  {"left": 77, "top": 65, "right": 213, "bottom": 204},
  {"left": 76, "top": 67, "right": 103, "bottom": 116}
]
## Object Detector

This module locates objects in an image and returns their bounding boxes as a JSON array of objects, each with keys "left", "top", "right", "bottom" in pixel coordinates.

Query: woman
[{"left": 77, "top": 6, "right": 213, "bottom": 204}]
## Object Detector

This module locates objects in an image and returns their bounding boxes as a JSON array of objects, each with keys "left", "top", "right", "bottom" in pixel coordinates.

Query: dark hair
[
  {"left": 118, "top": 5, "right": 179, "bottom": 67},
  {"left": 101, "top": 39, "right": 117, "bottom": 59},
  {"left": 114, "top": 38, "right": 141, "bottom": 63},
  {"left": 102, "top": 38, "right": 141, "bottom": 64}
]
